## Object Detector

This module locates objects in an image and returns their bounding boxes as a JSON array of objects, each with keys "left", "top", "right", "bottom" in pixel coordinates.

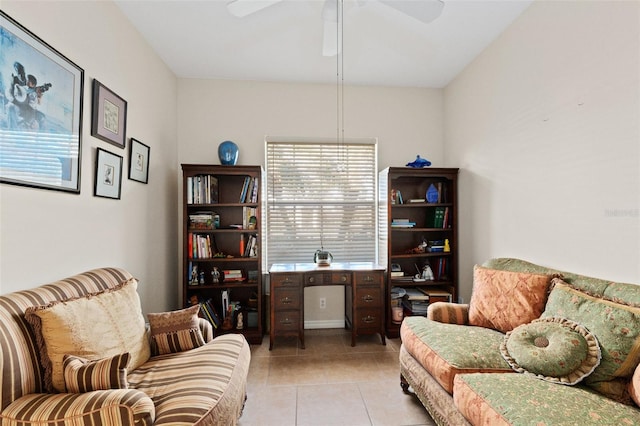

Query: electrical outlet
[{"left": 319, "top": 297, "right": 327, "bottom": 309}]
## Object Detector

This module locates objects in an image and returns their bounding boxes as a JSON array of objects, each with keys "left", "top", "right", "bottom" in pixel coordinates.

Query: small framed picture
[
  {"left": 128, "top": 138, "right": 150, "bottom": 184},
  {"left": 94, "top": 147, "right": 122, "bottom": 199},
  {"left": 91, "top": 79, "right": 127, "bottom": 148}
]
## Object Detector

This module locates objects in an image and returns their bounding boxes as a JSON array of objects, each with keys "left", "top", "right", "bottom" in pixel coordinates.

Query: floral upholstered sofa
[
  {"left": 400, "top": 257, "right": 640, "bottom": 425},
  {"left": 0, "top": 267, "right": 250, "bottom": 426}
]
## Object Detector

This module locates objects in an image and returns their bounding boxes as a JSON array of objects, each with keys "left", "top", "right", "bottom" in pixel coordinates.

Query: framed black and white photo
[
  {"left": 0, "top": 11, "right": 84, "bottom": 193},
  {"left": 91, "top": 79, "right": 127, "bottom": 148},
  {"left": 94, "top": 147, "right": 122, "bottom": 199},
  {"left": 128, "top": 138, "right": 149, "bottom": 184}
]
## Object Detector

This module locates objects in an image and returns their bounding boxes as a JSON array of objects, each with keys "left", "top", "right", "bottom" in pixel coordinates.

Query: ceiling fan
[{"left": 226, "top": 0, "right": 445, "bottom": 56}]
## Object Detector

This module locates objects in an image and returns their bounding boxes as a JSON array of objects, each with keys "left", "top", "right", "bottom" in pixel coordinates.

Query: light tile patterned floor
[{"left": 239, "top": 329, "right": 436, "bottom": 426}]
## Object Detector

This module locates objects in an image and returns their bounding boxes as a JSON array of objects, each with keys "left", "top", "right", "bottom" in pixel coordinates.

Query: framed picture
[
  {"left": 0, "top": 11, "right": 84, "bottom": 193},
  {"left": 91, "top": 79, "right": 127, "bottom": 148},
  {"left": 94, "top": 147, "right": 122, "bottom": 199},
  {"left": 128, "top": 138, "right": 150, "bottom": 184}
]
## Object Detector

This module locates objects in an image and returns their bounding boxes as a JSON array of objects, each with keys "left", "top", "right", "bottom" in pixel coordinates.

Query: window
[{"left": 265, "top": 138, "right": 378, "bottom": 268}]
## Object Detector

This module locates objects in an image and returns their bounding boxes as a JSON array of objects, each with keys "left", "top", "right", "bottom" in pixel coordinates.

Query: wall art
[
  {"left": 91, "top": 79, "right": 127, "bottom": 148},
  {"left": 128, "top": 137, "right": 149, "bottom": 184},
  {"left": 94, "top": 147, "right": 122, "bottom": 199},
  {"left": 0, "top": 11, "right": 84, "bottom": 193}
]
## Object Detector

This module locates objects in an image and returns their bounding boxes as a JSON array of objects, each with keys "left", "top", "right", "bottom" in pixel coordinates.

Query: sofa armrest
[
  {"left": 198, "top": 317, "right": 214, "bottom": 342},
  {"left": 427, "top": 302, "right": 470, "bottom": 325},
  {"left": 0, "top": 389, "right": 155, "bottom": 426}
]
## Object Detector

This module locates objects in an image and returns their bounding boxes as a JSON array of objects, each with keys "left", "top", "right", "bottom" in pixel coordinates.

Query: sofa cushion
[
  {"left": 400, "top": 316, "right": 512, "bottom": 393},
  {"left": 25, "top": 279, "right": 150, "bottom": 393},
  {"left": 147, "top": 304, "right": 206, "bottom": 355},
  {"left": 127, "top": 334, "right": 250, "bottom": 426},
  {"left": 542, "top": 278, "right": 640, "bottom": 402},
  {"left": 63, "top": 352, "right": 130, "bottom": 393},
  {"left": 453, "top": 373, "right": 640, "bottom": 425},
  {"left": 468, "top": 265, "right": 554, "bottom": 333},
  {"left": 500, "top": 317, "right": 601, "bottom": 385}
]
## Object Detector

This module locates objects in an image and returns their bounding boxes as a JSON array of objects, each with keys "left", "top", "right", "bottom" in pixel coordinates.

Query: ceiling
[{"left": 114, "top": 0, "right": 533, "bottom": 88}]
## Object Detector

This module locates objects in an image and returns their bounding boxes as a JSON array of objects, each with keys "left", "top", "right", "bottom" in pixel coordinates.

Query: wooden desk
[{"left": 269, "top": 262, "right": 386, "bottom": 350}]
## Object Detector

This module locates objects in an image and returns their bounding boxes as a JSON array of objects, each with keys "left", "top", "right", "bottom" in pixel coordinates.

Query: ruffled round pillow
[{"left": 500, "top": 317, "right": 601, "bottom": 385}]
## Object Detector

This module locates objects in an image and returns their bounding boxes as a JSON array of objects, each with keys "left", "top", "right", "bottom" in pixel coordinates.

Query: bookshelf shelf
[
  {"left": 182, "top": 164, "right": 263, "bottom": 345},
  {"left": 379, "top": 167, "right": 459, "bottom": 338}
]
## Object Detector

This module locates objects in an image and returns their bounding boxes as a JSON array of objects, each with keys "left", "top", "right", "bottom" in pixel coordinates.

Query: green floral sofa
[
  {"left": 399, "top": 258, "right": 640, "bottom": 425},
  {"left": 0, "top": 267, "right": 250, "bottom": 425}
]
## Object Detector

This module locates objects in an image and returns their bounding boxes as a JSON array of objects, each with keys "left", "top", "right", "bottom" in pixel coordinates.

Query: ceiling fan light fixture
[{"left": 226, "top": 0, "right": 282, "bottom": 18}]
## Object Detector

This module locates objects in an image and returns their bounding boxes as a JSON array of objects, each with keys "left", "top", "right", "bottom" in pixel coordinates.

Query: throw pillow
[
  {"left": 629, "top": 365, "right": 640, "bottom": 407},
  {"left": 542, "top": 278, "right": 640, "bottom": 401},
  {"left": 500, "top": 317, "right": 601, "bottom": 385},
  {"left": 468, "top": 265, "right": 555, "bottom": 333},
  {"left": 63, "top": 352, "right": 130, "bottom": 393},
  {"left": 147, "top": 304, "right": 206, "bottom": 355},
  {"left": 25, "top": 278, "right": 151, "bottom": 393}
]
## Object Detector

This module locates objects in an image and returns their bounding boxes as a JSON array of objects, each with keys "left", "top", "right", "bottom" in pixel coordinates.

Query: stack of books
[
  {"left": 189, "top": 211, "right": 214, "bottom": 230},
  {"left": 402, "top": 288, "right": 430, "bottom": 316},
  {"left": 391, "top": 218, "right": 416, "bottom": 228},
  {"left": 223, "top": 269, "right": 244, "bottom": 282}
]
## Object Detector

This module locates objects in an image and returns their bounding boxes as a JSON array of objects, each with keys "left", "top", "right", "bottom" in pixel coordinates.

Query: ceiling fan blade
[
  {"left": 378, "top": 0, "right": 444, "bottom": 24},
  {"left": 226, "top": 0, "right": 283, "bottom": 18},
  {"left": 322, "top": 0, "right": 342, "bottom": 57}
]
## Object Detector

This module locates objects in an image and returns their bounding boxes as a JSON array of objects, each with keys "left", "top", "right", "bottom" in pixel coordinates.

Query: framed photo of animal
[{"left": 0, "top": 11, "right": 84, "bottom": 193}]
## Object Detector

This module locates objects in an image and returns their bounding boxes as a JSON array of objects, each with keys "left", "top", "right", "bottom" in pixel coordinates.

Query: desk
[{"left": 269, "top": 262, "right": 386, "bottom": 350}]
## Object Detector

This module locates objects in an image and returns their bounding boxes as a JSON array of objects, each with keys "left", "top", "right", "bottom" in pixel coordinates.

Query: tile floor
[{"left": 239, "top": 329, "right": 436, "bottom": 426}]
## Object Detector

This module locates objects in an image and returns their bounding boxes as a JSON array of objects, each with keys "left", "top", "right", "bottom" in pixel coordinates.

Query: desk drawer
[
  {"left": 271, "top": 273, "right": 302, "bottom": 287},
  {"left": 354, "top": 271, "right": 383, "bottom": 286},
  {"left": 274, "top": 311, "right": 300, "bottom": 331},
  {"left": 273, "top": 287, "right": 301, "bottom": 310},
  {"left": 355, "top": 287, "right": 382, "bottom": 308},
  {"left": 354, "top": 308, "right": 382, "bottom": 330}
]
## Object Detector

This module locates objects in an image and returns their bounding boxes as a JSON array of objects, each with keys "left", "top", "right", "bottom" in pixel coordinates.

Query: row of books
[
  {"left": 188, "top": 233, "right": 217, "bottom": 259},
  {"left": 430, "top": 207, "right": 450, "bottom": 228},
  {"left": 199, "top": 299, "right": 221, "bottom": 329},
  {"left": 240, "top": 234, "right": 258, "bottom": 258},
  {"left": 243, "top": 206, "right": 257, "bottom": 229},
  {"left": 240, "top": 176, "right": 259, "bottom": 203},
  {"left": 402, "top": 287, "right": 453, "bottom": 316},
  {"left": 187, "top": 175, "right": 218, "bottom": 204}
]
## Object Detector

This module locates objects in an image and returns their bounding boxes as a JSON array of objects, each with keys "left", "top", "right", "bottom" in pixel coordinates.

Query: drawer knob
[
  {"left": 280, "top": 318, "right": 292, "bottom": 325},
  {"left": 341, "top": 275, "right": 347, "bottom": 282},
  {"left": 363, "top": 275, "right": 373, "bottom": 282},
  {"left": 308, "top": 276, "right": 315, "bottom": 283},
  {"left": 363, "top": 295, "right": 374, "bottom": 303},
  {"left": 281, "top": 297, "right": 292, "bottom": 304},
  {"left": 363, "top": 315, "right": 375, "bottom": 324}
]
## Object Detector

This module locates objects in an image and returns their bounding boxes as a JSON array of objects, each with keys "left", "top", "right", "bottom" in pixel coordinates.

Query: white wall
[
  {"left": 0, "top": 2, "right": 179, "bottom": 314},
  {"left": 444, "top": 0, "right": 640, "bottom": 302},
  {"left": 177, "top": 79, "right": 444, "bottom": 322}
]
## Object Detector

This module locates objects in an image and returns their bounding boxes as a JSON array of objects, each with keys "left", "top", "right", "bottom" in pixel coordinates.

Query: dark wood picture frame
[
  {"left": 128, "top": 138, "right": 150, "bottom": 184},
  {"left": 91, "top": 79, "right": 127, "bottom": 149},
  {"left": 0, "top": 11, "right": 84, "bottom": 193},
  {"left": 94, "top": 147, "right": 122, "bottom": 199}
]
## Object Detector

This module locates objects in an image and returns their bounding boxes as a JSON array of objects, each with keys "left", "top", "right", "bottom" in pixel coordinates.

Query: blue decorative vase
[{"left": 218, "top": 141, "right": 239, "bottom": 165}]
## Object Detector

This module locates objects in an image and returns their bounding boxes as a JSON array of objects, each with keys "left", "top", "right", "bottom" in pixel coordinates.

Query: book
[
  {"left": 404, "top": 288, "right": 430, "bottom": 301},
  {"left": 239, "top": 176, "right": 251, "bottom": 203}
]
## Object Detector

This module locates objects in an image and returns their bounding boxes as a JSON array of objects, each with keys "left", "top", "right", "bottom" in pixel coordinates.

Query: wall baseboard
[{"left": 304, "top": 320, "right": 344, "bottom": 329}]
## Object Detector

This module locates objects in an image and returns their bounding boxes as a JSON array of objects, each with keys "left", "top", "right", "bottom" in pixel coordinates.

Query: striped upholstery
[
  {"left": 427, "top": 301, "right": 469, "bottom": 325},
  {"left": 63, "top": 352, "right": 130, "bottom": 393},
  {"left": 128, "top": 333, "right": 250, "bottom": 426},
  {"left": 0, "top": 267, "right": 249, "bottom": 426},
  {"left": 0, "top": 267, "right": 133, "bottom": 411},
  {"left": 0, "top": 389, "right": 155, "bottom": 426}
]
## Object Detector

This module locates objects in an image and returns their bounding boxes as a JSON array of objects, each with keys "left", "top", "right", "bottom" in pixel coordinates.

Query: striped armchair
[{"left": 0, "top": 268, "right": 250, "bottom": 426}]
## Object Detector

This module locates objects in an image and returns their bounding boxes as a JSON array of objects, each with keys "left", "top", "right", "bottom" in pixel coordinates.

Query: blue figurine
[{"left": 406, "top": 155, "right": 431, "bottom": 168}]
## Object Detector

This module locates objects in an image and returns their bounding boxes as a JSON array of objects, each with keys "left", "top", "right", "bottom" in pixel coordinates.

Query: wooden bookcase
[
  {"left": 378, "top": 167, "right": 459, "bottom": 338},
  {"left": 181, "top": 164, "right": 263, "bottom": 344}
]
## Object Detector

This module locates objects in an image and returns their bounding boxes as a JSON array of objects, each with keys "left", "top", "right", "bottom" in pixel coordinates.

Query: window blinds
[{"left": 265, "top": 139, "right": 378, "bottom": 268}]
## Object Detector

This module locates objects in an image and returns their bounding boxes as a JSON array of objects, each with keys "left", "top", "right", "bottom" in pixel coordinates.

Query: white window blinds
[{"left": 265, "top": 139, "right": 378, "bottom": 268}]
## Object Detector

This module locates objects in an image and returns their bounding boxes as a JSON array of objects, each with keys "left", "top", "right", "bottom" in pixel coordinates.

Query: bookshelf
[
  {"left": 181, "top": 164, "right": 263, "bottom": 344},
  {"left": 378, "top": 167, "right": 459, "bottom": 338}
]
